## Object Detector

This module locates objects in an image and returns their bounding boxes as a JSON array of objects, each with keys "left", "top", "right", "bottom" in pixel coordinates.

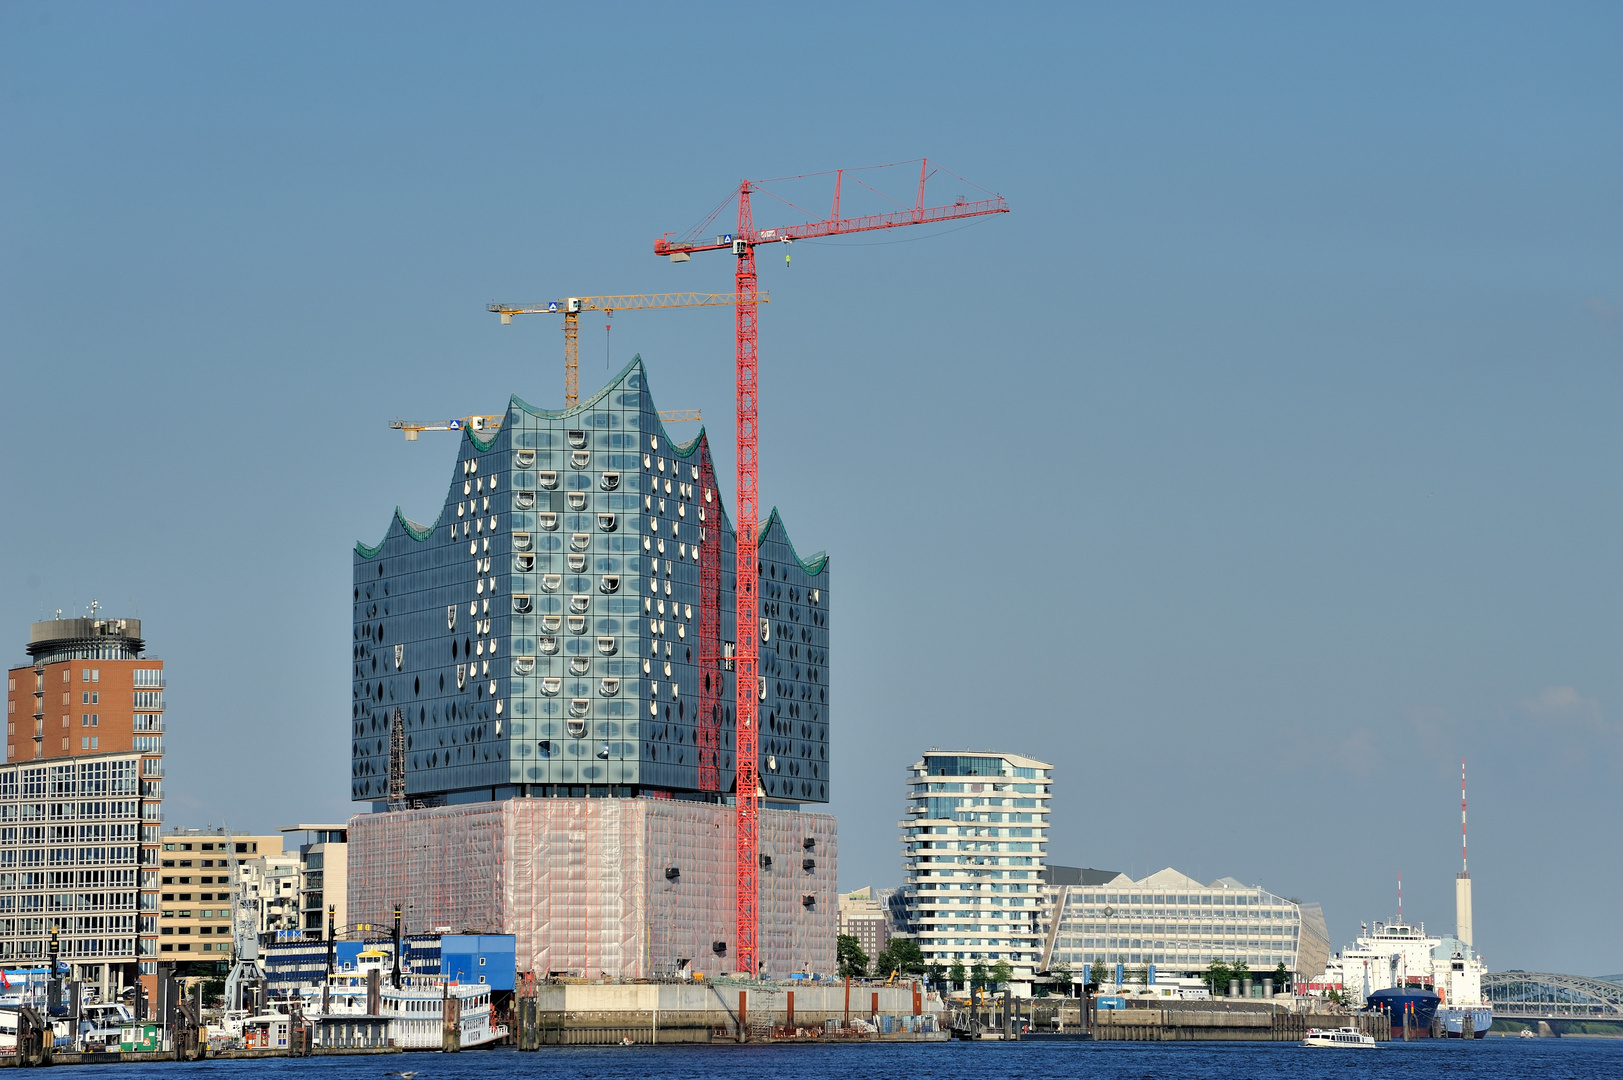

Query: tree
[
  {"left": 1231, "top": 960, "right": 1251, "bottom": 989},
  {"left": 882, "top": 937, "right": 926, "bottom": 976},
  {"left": 970, "top": 961, "right": 989, "bottom": 990},
  {"left": 1272, "top": 962, "right": 1291, "bottom": 993},
  {"left": 926, "top": 961, "right": 945, "bottom": 988},
  {"left": 1047, "top": 960, "right": 1074, "bottom": 996},
  {"left": 1204, "top": 959, "right": 1233, "bottom": 996},
  {"left": 836, "top": 934, "right": 868, "bottom": 979},
  {"left": 990, "top": 960, "right": 1013, "bottom": 989},
  {"left": 949, "top": 960, "right": 967, "bottom": 991}
]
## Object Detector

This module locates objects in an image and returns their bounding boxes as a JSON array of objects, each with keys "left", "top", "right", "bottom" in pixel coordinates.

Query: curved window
[
  {"left": 512, "top": 594, "right": 532, "bottom": 614},
  {"left": 567, "top": 553, "right": 587, "bottom": 574},
  {"left": 458, "top": 502, "right": 466, "bottom": 518},
  {"left": 541, "top": 615, "right": 562, "bottom": 633},
  {"left": 540, "top": 678, "right": 561, "bottom": 696},
  {"left": 567, "top": 492, "right": 588, "bottom": 511},
  {"left": 598, "top": 575, "right": 620, "bottom": 594},
  {"left": 600, "top": 472, "right": 619, "bottom": 491},
  {"left": 538, "top": 471, "right": 559, "bottom": 490},
  {"left": 447, "top": 605, "right": 457, "bottom": 631},
  {"left": 569, "top": 698, "right": 590, "bottom": 718},
  {"left": 599, "top": 678, "right": 620, "bottom": 696},
  {"left": 570, "top": 595, "right": 590, "bottom": 614},
  {"left": 514, "top": 491, "right": 536, "bottom": 511},
  {"left": 515, "top": 554, "right": 535, "bottom": 573},
  {"left": 596, "top": 636, "right": 618, "bottom": 656},
  {"left": 567, "top": 615, "right": 587, "bottom": 634},
  {"left": 566, "top": 718, "right": 587, "bottom": 737},
  {"left": 569, "top": 657, "right": 590, "bottom": 676},
  {"left": 513, "top": 532, "right": 533, "bottom": 552},
  {"left": 538, "top": 635, "right": 558, "bottom": 655},
  {"left": 570, "top": 450, "right": 591, "bottom": 469},
  {"left": 597, "top": 513, "right": 617, "bottom": 532},
  {"left": 513, "top": 656, "right": 535, "bottom": 676},
  {"left": 538, "top": 512, "right": 558, "bottom": 532},
  {"left": 514, "top": 449, "right": 536, "bottom": 469},
  {"left": 570, "top": 533, "right": 590, "bottom": 552},
  {"left": 541, "top": 574, "right": 562, "bottom": 592},
  {"left": 567, "top": 430, "right": 588, "bottom": 449}
]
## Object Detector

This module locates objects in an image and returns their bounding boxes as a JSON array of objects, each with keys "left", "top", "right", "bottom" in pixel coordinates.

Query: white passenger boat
[
  {"left": 1303, "top": 1026, "right": 1377, "bottom": 1047},
  {"left": 300, "top": 947, "right": 507, "bottom": 1050}
]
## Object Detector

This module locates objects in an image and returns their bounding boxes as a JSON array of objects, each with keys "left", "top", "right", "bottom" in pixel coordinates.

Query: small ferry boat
[
  {"left": 1303, "top": 1026, "right": 1377, "bottom": 1047},
  {"left": 299, "top": 947, "right": 507, "bottom": 1050}
]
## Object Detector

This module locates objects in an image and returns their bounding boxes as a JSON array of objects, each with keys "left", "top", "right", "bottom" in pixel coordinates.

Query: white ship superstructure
[{"left": 299, "top": 947, "right": 506, "bottom": 1050}]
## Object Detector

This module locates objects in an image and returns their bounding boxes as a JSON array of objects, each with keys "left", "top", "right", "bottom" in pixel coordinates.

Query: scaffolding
[{"left": 346, "top": 799, "right": 837, "bottom": 979}]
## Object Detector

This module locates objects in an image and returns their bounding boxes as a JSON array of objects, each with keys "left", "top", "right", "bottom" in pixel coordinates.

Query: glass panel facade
[{"left": 352, "top": 357, "right": 830, "bottom": 807}]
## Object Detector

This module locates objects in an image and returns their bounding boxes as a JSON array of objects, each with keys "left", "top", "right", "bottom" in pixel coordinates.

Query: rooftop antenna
[
  {"left": 1456, "top": 759, "right": 1474, "bottom": 947},
  {"left": 1397, "top": 872, "right": 1403, "bottom": 926},
  {"left": 1461, "top": 759, "right": 1468, "bottom": 875}
]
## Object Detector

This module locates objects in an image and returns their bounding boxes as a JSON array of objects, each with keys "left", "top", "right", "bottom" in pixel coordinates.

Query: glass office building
[
  {"left": 898, "top": 751, "right": 1052, "bottom": 993},
  {"left": 1042, "top": 867, "right": 1305, "bottom": 978},
  {"left": 352, "top": 357, "right": 830, "bottom": 809}
]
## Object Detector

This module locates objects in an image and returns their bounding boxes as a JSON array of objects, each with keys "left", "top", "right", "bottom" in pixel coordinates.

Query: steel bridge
[{"left": 1484, "top": 971, "right": 1623, "bottom": 1021}]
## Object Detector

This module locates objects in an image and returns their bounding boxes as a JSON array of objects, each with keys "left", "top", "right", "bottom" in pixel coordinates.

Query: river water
[{"left": 34, "top": 1038, "right": 1623, "bottom": 1078}]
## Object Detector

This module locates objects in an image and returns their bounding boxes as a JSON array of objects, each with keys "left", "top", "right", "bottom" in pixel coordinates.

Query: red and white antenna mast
[
  {"left": 1456, "top": 758, "right": 1474, "bottom": 947},
  {"left": 1461, "top": 758, "right": 1468, "bottom": 875}
]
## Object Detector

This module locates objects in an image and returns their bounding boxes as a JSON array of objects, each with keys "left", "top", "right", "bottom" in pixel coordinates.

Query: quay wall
[
  {"left": 517, "top": 981, "right": 944, "bottom": 1045},
  {"left": 1092, "top": 1004, "right": 1389, "bottom": 1042}
]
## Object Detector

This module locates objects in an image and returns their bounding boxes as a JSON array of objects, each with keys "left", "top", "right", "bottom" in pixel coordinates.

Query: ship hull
[
  {"left": 1365, "top": 988, "right": 1440, "bottom": 1038},
  {"left": 1437, "top": 1006, "right": 1492, "bottom": 1039}
]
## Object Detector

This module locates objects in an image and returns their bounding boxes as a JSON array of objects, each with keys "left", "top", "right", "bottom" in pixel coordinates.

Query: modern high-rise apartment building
[
  {"left": 898, "top": 751, "right": 1052, "bottom": 994},
  {"left": 1, "top": 616, "right": 164, "bottom": 999},
  {"left": 350, "top": 357, "right": 830, "bottom": 809}
]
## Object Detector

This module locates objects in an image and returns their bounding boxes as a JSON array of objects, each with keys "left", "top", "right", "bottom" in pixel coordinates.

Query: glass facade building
[
  {"left": 898, "top": 751, "right": 1052, "bottom": 992},
  {"left": 1041, "top": 868, "right": 1305, "bottom": 979},
  {"left": 352, "top": 357, "right": 830, "bottom": 808}
]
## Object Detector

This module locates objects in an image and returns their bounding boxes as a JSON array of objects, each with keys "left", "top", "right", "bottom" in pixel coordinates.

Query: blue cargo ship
[{"left": 1366, "top": 987, "right": 1440, "bottom": 1037}]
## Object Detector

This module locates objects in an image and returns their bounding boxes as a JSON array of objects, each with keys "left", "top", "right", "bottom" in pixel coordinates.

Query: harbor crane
[
  {"left": 656, "top": 158, "right": 1008, "bottom": 976},
  {"left": 487, "top": 291, "right": 768, "bottom": 410}
]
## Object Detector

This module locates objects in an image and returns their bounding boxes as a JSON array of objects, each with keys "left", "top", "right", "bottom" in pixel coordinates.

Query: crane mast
[{"left": 657, "top": 160, "right": 1008, "bottom": 978}]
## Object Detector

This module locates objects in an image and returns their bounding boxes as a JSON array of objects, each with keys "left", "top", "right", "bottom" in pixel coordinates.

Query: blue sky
[{"left": 3, "top": 3, "right": 1619, "bottom": 974}]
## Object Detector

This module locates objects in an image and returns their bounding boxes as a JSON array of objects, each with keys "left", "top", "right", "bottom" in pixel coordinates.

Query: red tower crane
[{"left": 655, "top": 159, "right": 1008, "bottom": 977}]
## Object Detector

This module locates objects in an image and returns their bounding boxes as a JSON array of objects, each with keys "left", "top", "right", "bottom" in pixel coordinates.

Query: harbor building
[
  {"left": 897, "top": 751, "right": 1053, "bottom": 994},
  {"left": 157, "top": 828, "right": 286, "bottom": 966},
  {"left": 347, "top": 358, "right": 835, "bottom": 977},
  {"left": 2, "top": 616, "right": 163, "bottom": 1000},
  {"left": 6, "top": 614, "right": 165, "bottom": 764},
  {"left": 280, "top": 824, "right": 348, "bottom": 934},
  {"left": 1039, "top": 868, "right": 1328, "bottom": 983},
  {"left": 839, "top": 886, "right": 891, "bottom": 960}
]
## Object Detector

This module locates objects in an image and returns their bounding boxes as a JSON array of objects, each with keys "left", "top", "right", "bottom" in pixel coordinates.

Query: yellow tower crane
[{"left": 487, "top": 291, "right": 769, "bottom": 409}]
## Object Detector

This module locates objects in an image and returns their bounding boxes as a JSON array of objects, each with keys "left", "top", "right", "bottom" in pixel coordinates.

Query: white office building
[
  {"left": 1041, "top": 867, "right": 1314, "bottom": 983},
  {"left": 898, "top": 751, "right": 1052, "bottom": 995}
]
